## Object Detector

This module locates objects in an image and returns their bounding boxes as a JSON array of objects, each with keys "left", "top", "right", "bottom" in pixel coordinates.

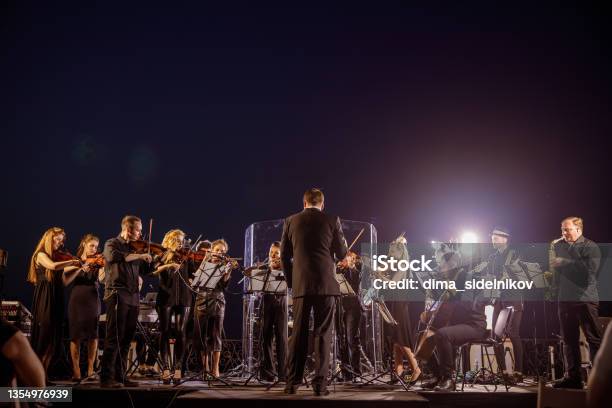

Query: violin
[
  {"left": 337, "top": 251, "right": 360, "bottom": 270},
  {"left": 53, "top": 249, "right": 81, "bottom": 263},
  {"left": 173, "top": 247, "right": 210, "bottom": 263},
  {"left": 84, "top": 253, "right": 105, "bottom": 269},
  {"left": 128, "top": 240, "right": 166, "bottom": 256}
]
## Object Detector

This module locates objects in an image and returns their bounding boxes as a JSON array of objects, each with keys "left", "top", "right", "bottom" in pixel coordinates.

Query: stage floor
[{"left": 69, "top": 377, "right": 539, "bottom": 408}]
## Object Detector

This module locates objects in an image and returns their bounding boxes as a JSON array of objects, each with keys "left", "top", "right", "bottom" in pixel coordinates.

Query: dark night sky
[{"left": 2, "top": 3, "right": 611, "bottom": 336}]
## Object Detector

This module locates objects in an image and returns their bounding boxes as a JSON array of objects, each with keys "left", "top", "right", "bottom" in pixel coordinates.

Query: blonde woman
[
  {"left": 385, "top": 235, "right": 421, "bottom": 385},
  {"left": 63, "top": 234, "right": 104, "bottom": 381},
  {"left": 28, "top": 227, "right": 80, "bottom": 373},
  {"left": 152, "top": 229, "right": 194, "bottom": 384}
]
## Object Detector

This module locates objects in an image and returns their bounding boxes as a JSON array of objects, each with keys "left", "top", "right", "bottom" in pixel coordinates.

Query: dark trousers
[
  {"left": 100, "top": 295, "right": 138, "bottom": 382},
  {"left": 558, "top": 302, "right": 602, "bottom": 379},
  {"left": 158, "top": 305, "right": 191, "bottom": 370},
  {"left": 287, "top": 295, "right": 336, "bottom": 388},
  {"left": 431, "top": 323, "right": 487, "bottom": 377},
  {"left": 338, "top": 298, "right": 362, "bottom": 377},
  {"left": 492, "top": 301, "right": 524, "bottom": 372},
  {"left": 261, "top": 294, "right": 288, "bottom": 379}
]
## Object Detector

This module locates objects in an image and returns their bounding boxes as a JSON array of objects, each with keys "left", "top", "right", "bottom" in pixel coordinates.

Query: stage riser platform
[{"left": 71, "top": 382, "right": 538, "bottom": 408}]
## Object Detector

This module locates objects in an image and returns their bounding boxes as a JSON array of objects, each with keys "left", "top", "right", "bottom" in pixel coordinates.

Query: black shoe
[
  {"left": 260, "top": 373, "right": 276, "bottom": 382},
  {"left": 122, "top": 379, "right": 140, "bottom": 387},
  {"left": 100, "top": 380, "right": 124, "bottom": 388},
  {"left": 283, "top": 385, "right": 297, "bottom": 394},
  {"left": 313, "top": 386, "right": 330, "bottom": 396},
  {"left": 434, "top": 377, "right": 456, "bottom": 392},
  {"left": 420, "top": 376, "right": 439, "bottom": 389},
  {"left": 553, "top": 377, "right": 583, "bottom": 389},
  {"left": 512, "top": 372, "right": 524, "bottom": 384}
]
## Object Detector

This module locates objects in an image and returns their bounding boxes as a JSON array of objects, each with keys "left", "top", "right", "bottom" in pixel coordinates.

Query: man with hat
[{"left": 488, "top": 226, "right": 525, "bottom": 383}]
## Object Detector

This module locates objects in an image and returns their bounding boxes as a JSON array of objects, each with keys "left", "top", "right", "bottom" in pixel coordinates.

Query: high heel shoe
[
  {"left": 161, "top": 370, "right": 172, "bottom": 385},
  {"left": 408, "top": 369, "right": 422, "bottom": 385},
  {"left": 172, "top": 370, "right": 182, "bottom": 385}
]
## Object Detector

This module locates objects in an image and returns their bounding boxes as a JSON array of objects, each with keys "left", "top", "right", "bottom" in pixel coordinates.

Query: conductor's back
[{"left": 280, "top": 188, "right": 348, "bottom": 395}]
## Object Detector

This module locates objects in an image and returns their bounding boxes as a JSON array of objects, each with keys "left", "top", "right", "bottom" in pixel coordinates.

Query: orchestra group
[{"left": 21, "top": 188, "right": 605, "bottom": 395}]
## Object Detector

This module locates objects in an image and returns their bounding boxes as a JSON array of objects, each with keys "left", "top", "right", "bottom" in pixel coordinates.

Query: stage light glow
[{"left": 460, "top": 231, "right": 479, "bottom": 243}]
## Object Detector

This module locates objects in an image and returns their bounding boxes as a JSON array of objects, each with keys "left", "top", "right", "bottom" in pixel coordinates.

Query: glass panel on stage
[{"left": 241, "top": 218, "right": 380, "bottom": 376}]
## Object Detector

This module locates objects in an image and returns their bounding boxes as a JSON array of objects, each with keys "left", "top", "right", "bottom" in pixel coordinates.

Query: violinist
[
  {"left": 193, "top": 239, "right": 238, "bottom": 379},
  {"left": 336, "top": 250, "right": 364, "bottom": 383},
  {"left": 383, "top": 236, "right": 421, "bottom": 385},
  {"left": 27, "top": 227, "right": 81, "bottom": 374},
  {"left": 152, "top": 229, "right": 194, "bottom": 384},
  {"left": 419, "top": 251, "right": 487, "bottom": 391},
  {"left": 63, "top": 234, "right": 105, "bottom": 381},
  {"left": 245, "top": 241, "right": 288, "bottom": 382},
  {"left": 99, "top": 215, "right": 154, "bottom": 389}
]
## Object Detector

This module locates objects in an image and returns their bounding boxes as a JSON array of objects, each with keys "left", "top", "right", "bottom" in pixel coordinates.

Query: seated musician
[
  {"left": 420, "top": 251, "right": 487, "bottom": 391},
  {"left": 192, "top": 239, "right": 239, "bottom": 379}
]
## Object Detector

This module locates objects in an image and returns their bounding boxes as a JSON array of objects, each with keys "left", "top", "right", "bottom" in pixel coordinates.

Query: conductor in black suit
[{"left": 280, "top": 188, "right": 348, "bottom": 396}]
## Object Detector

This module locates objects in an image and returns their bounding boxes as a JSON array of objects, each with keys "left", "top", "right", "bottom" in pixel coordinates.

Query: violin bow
[
  {"left": 190, "top": 234, "right": 203, "bottom": 251},
  {"left": 347, "top": 228, "right": 365, "bottom": 252},
  {"left": 148, "top": 219, "right": 153, "bottom": 255}
]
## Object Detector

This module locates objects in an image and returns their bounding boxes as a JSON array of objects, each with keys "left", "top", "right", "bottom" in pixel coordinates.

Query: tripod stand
[{"left": 125, "top": 320, "right": 163, "bottom": 377}]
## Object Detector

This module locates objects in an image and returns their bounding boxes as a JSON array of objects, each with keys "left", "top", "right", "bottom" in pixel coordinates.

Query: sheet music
[
  {"left": 247, "top": 268, "right": 287, "bottom": 294},
  {"left": 191, "top": 261, "right": 227, "bottom": 290}
]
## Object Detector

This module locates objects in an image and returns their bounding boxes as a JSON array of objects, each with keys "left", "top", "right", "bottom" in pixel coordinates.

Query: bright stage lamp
[{"left": 460, "top": 231, "right": 479, "bottom": 243}]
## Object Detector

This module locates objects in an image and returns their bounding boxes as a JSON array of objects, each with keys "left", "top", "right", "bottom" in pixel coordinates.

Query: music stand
[
  {"left": 245, "top": 268, "right": 288, "bottom": 386},
  {"left": 518, "top": 261, "right": 554, "bottom": 380},
  {"left": 176, "top": 261, "right": 232, "bottom": 387},
  {"left": 191, "top": 261, "right": 227, "bottom": 292}
]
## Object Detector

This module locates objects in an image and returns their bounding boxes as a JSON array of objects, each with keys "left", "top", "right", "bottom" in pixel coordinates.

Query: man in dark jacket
[
  {"left": 551, "top": 216, "right": 602, "bottom": 389},
  {"left": 280, "top": 188, "right": 348, "bottom": 396}
]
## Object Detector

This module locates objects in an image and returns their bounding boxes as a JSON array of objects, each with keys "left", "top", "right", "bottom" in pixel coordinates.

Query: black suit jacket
[{"left": 280, "top": 208, "right": 348, "bottom": 298}]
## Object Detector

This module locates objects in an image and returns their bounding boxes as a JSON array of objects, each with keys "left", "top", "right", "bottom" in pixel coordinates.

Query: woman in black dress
[
  {"left": 28, "top": 227, "right": 81, "bottom": 373},
  {"left": 152, "top": 229, "right": 194, "bottom": 384},
  {"left": 63, "top": 234, "right": 104, "bottom": 381},
  {"left": 384, "top": 235, "right": 421, "bottom": 384}
]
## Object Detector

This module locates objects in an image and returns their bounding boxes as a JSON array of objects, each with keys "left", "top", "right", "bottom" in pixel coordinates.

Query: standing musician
[
  {"left": 280, "top": 188, "right": 348, "bottom": 396},
  {"left": 152, "top": 229, "right": 195, "bottom": 384},
  {"left": 193, "top": 239, "right": 239, "bottom": 379},
  {"left": 336, "top": 250, "right": 365, "bottom": 383},
  {"left": 384, "top": 236, "right": 421, "bottom": 385},
  {"left": 258, "top": 241, "right": 288, "bottom": 382},
  {"left": 487, "top": 226, "right": 525, "bottom": 382},
  {"left": 419, "top": 251, "right": 488, "bottom": 391},
  {"left": 99, "top": 215, "right": 154, "bottom": 388},
  {"left": 27, "top": 227, "right": 81, "bottom": 374},
  {"left": 550, "top": 216, "right": 602, "bottom": 389},
  {"left": 63, "top": 234, "right": 105, "bottom": 381}
]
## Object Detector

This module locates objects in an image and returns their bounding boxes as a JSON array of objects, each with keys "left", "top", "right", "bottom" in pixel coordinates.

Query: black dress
[
  {"left": 68, "top": 267, "right": 100, "bottom": 341},
  {"left": 30, "top": 261, "right": 64, "bottom": 358},
  {"left": 386, "top": 301, "right": 413, "bottom": 348}
]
